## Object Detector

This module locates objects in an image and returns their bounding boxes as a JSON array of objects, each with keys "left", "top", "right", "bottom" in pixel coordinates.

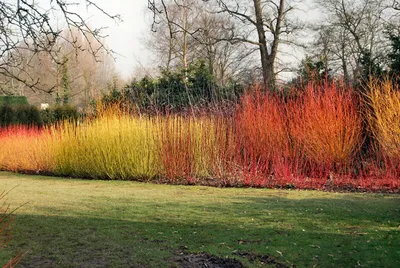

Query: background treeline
[
  {"left": 0, "top": 28, "right": 120, "bottom": 108},
  {"left": 145, "top": 0, "right": 400, "bottom": 91},
  {"left": 103, "top": 60, "right": 244, "bottom": 113}
]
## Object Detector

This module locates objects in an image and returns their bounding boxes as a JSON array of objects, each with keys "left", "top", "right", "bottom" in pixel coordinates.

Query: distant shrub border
[
  {"left": 0, "top": 96, "right": 28, "bottom": 106},
  {"left": 0, "top": 105, "right": 42, "bottom": 127},
  {"left": 0, "top": 104, "right": 79, "bottom": 127}
]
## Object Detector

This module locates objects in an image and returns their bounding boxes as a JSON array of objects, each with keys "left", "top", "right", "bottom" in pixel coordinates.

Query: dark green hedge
[
  {"left": 0, "top": 96, "right": 29, "bottom": 106},
  {"left": 0, "top": 105, "right": 42, "bottom": 127},
  {"left": 0, "top": 104, "right": 79, "bottom": 127}
]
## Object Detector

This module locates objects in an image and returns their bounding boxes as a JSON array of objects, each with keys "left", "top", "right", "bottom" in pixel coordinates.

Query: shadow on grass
[{"left": 2, "top": 194, "right": 398, "bottom": 268}]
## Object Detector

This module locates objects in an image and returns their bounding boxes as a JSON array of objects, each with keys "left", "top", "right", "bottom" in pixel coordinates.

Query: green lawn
[{"left": 0, "top": 172, "right": 399, "bottom": 267}]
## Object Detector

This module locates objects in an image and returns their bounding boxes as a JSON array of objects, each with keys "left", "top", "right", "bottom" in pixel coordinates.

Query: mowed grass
[{"left": 0, "top": 172, "right": 399, "bottom": 267}]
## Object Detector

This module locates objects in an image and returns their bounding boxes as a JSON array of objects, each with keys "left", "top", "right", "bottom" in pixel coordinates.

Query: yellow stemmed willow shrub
[
  {"left": 55, "top": 106, "right": 161, "bottom": 180},
  {"left": 367, "top": 79, "right": 400, "bottom": 160}
]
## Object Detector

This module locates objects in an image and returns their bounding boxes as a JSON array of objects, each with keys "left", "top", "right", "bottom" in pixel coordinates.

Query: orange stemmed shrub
[
  {"left": 0, "top": 126, "right": 56, "bottom": 173},
  {"left": 289, "top": 82, "right": 363, "bottom": 166}
]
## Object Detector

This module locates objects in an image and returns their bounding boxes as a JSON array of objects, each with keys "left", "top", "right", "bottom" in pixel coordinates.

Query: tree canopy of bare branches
[
  {"left": 148, "top": 0, "right": 303, "bottom": 90},
  {"left": 0, "top": 0, "right": 120, "bottom": 94},
  {"left": 310, "top": 0, "right": 400, "bottom": 82},
  {"left": 146, "top": 0, "right": 257, "bottom": 86}
]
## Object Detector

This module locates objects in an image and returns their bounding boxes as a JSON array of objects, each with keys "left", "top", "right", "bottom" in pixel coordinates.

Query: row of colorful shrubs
[{"left": 0, "top": 80, "right": 399, "bottom": 192}]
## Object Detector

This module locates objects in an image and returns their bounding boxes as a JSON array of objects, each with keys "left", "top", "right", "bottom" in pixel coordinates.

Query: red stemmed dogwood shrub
[
  {"left": 158, "top": 114, "right": 237, "bottom": 184},
  {"left": 235, "top": 85, "right": 293, "bottom": 186},
  {"left": 234, "top": 82, "right": 364, "bottom": 189},
  {"left": 158, "top": 115, "right": 195, "bottom": 181},
  {"left": 236, "top": 87, "right": 289, "bottom": 161}
]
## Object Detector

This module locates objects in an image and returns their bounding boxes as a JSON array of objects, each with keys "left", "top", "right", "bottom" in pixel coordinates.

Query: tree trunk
[
  {"left": 166, "top": 25, "right": 173, "bottom": 72},
  {"left": 160, "top": 0, "right": 173, "bottom": 71},
  {"left": 340, "top": 40, "right": 349, "bottom": 84},
  {"left": 253, "top": 0, "right": 271, "bottom": 90},
  {"left": 182, "top": 5, "right": 193, "bottom": 110}
]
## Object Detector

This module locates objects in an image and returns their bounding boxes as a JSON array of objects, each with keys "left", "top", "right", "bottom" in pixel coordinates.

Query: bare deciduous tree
[
  {"left": 146, "top": 0, "right": 256, "bottom": 86},
  {"left": 148, "top": 0, "right": 301, "bottom": 89},
  {"left": 148, "top": 0, "right": 200, "bottom": 71},
  {"left": 0, "top": 0, "right": 120, "bottom": 94},
  {"left": 209, "top": 0, "right": 302, "bottom": 89},
  {"left": 312, "top": 0, "right": 391, "bottom": 81},
  {"left": 9, "top": 29, "right": 118, "bottom": 107}
]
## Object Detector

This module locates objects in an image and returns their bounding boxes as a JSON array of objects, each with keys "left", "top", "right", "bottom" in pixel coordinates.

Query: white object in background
[{"left": 40, "top": 103, "right": 49, "bottom": 110}]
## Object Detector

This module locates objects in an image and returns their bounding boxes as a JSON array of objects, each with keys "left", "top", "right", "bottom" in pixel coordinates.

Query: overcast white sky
[{"left": 83, "top": 0, "right": 151, "bottom": 79}]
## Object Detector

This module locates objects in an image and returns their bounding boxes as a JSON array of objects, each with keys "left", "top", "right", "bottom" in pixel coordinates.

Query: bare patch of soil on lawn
[
  {"left": 170, "top": 251, "right": 291, "bottom": 268},
  {"left": 171, "top": 252, "right": 244, "bottom": 268},
  {"left": 234, "top": 252, "right": 290, "bottom": 267}
]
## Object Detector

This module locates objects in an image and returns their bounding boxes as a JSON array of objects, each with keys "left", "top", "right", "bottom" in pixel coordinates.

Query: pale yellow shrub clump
[
  {"left": 55, "top": 115, "right": 161, "bottom": 179},
  {"left": 367, "top": 79, "right": 400, "bottom": 159}
]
